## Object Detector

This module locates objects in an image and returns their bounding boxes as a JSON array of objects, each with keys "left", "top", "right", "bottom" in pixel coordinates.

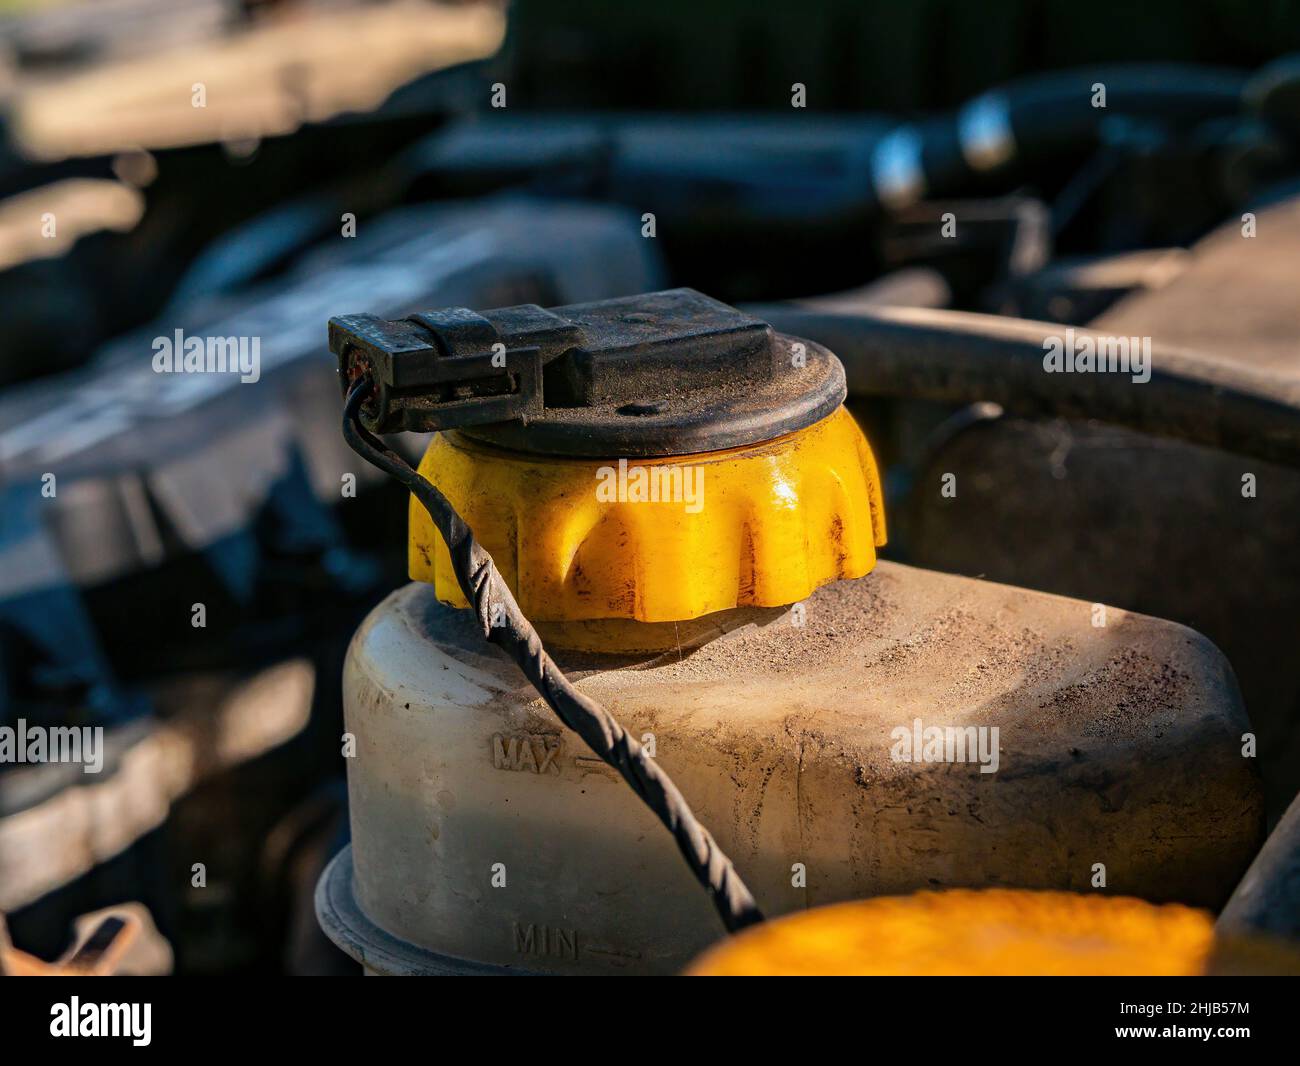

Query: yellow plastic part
[
  {"left": 685, "top": 890, "right": 1218, "bottom": 976},
  {"left": 409, "top": 405, "right": 887, "bottom": 623}
]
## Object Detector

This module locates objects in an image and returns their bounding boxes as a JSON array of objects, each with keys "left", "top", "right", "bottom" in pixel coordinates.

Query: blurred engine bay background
[{"left": 3, "top": 0, "right": 1300, "bottom": 973}]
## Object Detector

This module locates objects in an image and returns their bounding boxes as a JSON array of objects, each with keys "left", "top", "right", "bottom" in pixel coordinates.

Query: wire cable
[{"left": 343, "top": 378, "right": 764, "bottom": 934}]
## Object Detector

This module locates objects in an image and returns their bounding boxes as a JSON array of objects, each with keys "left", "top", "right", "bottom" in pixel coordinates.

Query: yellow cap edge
[
  {"left": 408, "top": 404, "right": 887, "bottom": 624},
  {"left": 684, "top": 889, "right": 1220, "bottom": 977}
]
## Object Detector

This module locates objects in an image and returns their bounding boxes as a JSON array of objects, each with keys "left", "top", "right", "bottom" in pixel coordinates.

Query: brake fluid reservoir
[{"left": 318, "top": 289, "right": 1262, "bottom": 975}]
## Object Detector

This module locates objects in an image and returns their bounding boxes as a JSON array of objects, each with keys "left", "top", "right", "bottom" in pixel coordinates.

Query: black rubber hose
[
  {"left": 752, "top": 305, "right": 1300, "bottom": 469},
  {"left": 997, "top": 63, "right": 1246, "bottom": 145},
  {"left": 1247, "top": 54, "right": 1300, "bottom": 140},
  {"left": 875, "top": 63, "right": 1249, "bottom": 208},
  {"left": 342, "top": 379, "right": 765, "bottom": 934}
]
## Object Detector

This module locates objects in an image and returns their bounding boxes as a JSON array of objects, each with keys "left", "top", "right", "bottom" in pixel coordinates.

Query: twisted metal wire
[{"left": 343, "top": 379, "right": 764, "bottom": 933}]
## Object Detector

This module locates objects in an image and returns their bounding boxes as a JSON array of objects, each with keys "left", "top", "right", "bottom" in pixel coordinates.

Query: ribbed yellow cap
[
  {"left": 408, "top": 404, "right": 886, "bottom": 623},
  {"left": 686, "top": 890, "right": 1221, "bottom": 976}
]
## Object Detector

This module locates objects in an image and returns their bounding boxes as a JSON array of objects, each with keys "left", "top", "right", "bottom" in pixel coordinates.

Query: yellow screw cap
[
  {"left": 685, "top": 890, "right": 1220, "bottom": 976},
  {"left": 408, "top": 404, "right": 886, "bottom": 623}
]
